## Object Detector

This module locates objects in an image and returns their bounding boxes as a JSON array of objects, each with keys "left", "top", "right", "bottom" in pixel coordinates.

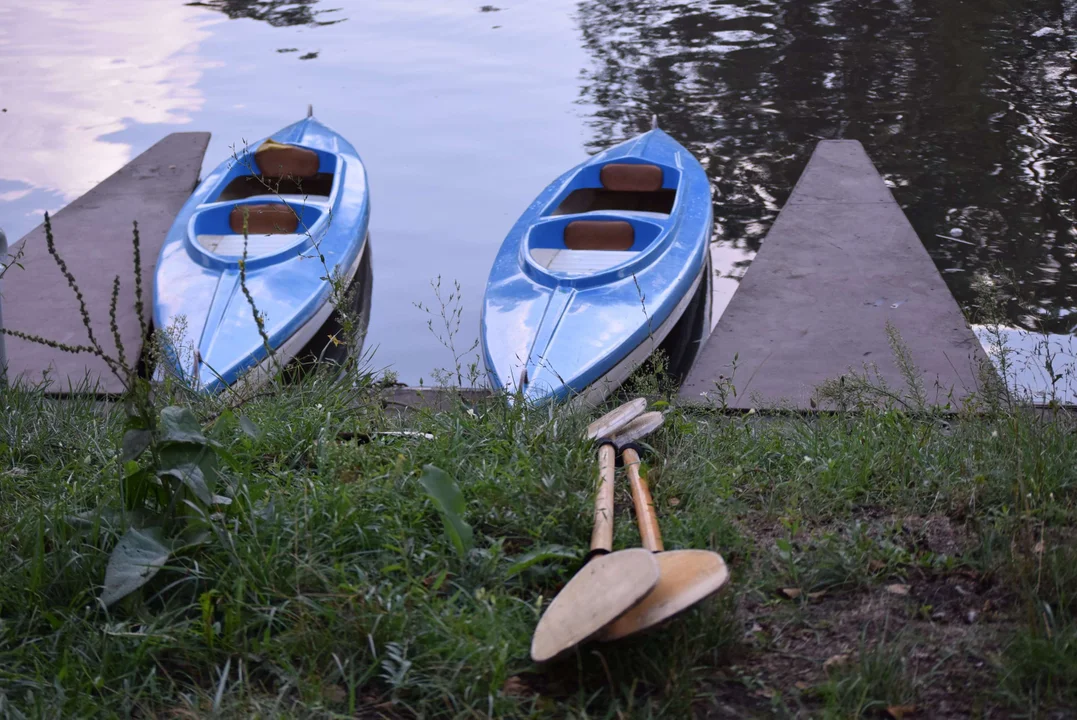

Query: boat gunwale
[
  {"left": 513, "top": 144, "right": 690, "bottom": 286},
  {"left": 181, "top": 138, "right": 350, "bottom": 271},
  {"left": 518, "top": 211, "right": 679, "bottom": 288},
  {"left": 538, "top": 153, "right": 686, "bottom": 222},
  {"left": 184, "top": 197, "right": 334, "bottom": 271}
]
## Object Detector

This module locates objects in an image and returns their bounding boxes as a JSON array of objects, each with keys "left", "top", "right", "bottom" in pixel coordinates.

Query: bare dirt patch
[{"left": 690, "top": 511, "right": 1023, "bottom": 718}]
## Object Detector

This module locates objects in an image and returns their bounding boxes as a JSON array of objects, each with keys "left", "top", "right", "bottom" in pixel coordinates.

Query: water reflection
[
  {"left": 576, "top": 0, "right": 1077, "bottom": 334},
  {"left": 973, "top": 325, "right": 1077, "bottom": 405},
  {"left": 0, "top": 0, "right": 592, "bottom": 387},
  {"left": 185, "top": 0, "right": 345, "bottom": 27},
  {"left": 3, "top": 0, "right": 1074, "bottom": 387},
  {"left": 0, "top": 0, "right": 217, "bottom": 233}
]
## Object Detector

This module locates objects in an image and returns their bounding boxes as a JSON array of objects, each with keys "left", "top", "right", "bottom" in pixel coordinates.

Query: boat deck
[
  {"left": 679, "top": 140, "right": 988, "bottom": 411},
  {"left": 2, "top": 133, "right": 210, "bottom": 393}
]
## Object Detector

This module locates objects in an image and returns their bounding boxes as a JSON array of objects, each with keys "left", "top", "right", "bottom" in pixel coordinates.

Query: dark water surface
[{"left": 2, "top": 0, "right": 1074, "bottom": 384}]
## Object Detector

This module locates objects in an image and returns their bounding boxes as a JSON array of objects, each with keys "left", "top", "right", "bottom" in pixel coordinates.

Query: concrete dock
[
  {"left": 2, "top": 133, "right": 210, "bottom": 393},
  {"left": 680, "top": 140, "right": 988, "bottom": 410}
]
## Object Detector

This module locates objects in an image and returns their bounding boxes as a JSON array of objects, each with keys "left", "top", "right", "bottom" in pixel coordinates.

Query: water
[
  {"left": 1, "top": 0, "right": 1074, "bottom": 386},
  {"left": 973, "top": 325, "right": 1077, "bottom": 405}
]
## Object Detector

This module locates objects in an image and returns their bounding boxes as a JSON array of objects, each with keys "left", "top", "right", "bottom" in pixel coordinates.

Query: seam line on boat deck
[{"left": 524, "top": 287, "right": 576, "bottom": 376}]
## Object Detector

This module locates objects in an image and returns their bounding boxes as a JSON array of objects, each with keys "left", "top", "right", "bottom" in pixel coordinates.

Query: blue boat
[
  {"left": 481, "top": 124, "right": 713, "bottom": 406},
  {"left": 153, "top": 110, "right": 371, "bottom": 392}
]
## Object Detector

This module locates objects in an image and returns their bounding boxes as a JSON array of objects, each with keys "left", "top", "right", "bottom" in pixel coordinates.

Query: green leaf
[
  {"left": 254, "top": 499, "right": 276, "bottom": 523},
  {"left": 124, "top": 408, "right": 148, "bottom": 431},
  {"left": 418, "top": 464, "right": 474, "bottom": 557},
  {"left": 159, "top": 442, "right": 212, "bottom": 471},
  {"left": 121, "top": 429, "right": 152, "bottom": 462},
  {"left": 238, "top": 415, "right": 262, "bottom": 440},
  {"left": 159, "top": 407, "right": 206, "bottom": 446},
  {"left": 100, "top": 527, "right": 173, "bottom": 606},
  {"left": 506, "top": 544, "right": 581, "bottom": 577},
  {"left": 159, "top": 463, "right": 214, "bottom": 506},
  {"left": 66, "top": 508, "right": 154, "bottom": 533},
  {"left": 158, "top": 437, "right": 220, "bottom": 501},
  {"left": 122, "top": 467, "right": 153, "bottom": 510}
]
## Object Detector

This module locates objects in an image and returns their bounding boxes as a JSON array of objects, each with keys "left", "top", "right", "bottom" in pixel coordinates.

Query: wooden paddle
[
  {"left": 529, "top": 402, "right": 660, "bottom": 663},
  {"left": 583, "top": 398, "right": 647, "bottom": 559},
  {"left": 606, "top": 410, "right": 664, "bottom": 446},
  {"left": 597, "top": 437, "right": 731, "bottom": 642},
  {"left": 584, "top": 397, "right": 647, "bottom": 441}
]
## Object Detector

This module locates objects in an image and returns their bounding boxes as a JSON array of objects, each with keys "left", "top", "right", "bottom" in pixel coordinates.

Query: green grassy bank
[{"left": 1, "top": 362, "right": 1075, "bottom": 719}]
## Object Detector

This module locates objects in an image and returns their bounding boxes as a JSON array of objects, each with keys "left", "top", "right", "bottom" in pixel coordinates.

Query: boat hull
[
  {"left": 575, "top": 250, "right": 712, "bottom": 407},
  {"left": 152, "top": 116, "right": 371, "bottom": 392},
  {"left": 226, "top": 233, "right": 373, "bottom": 393},
  {"left": 480, "top": 128, "right": 713, "bottom": 405}
]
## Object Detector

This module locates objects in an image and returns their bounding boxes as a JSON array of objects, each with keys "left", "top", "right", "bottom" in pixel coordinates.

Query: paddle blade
[
  {"left": 530, "top": 548, "right": 659, "bottom": 663},
  {"left": 597, "top": 549, "right": 730, "bottom": 642},
  {"left": 611, "top": 411, "right": 665, "bottom": 446},
  {"left": 585, "top": 398, "right": 647, "bottom": 441}
]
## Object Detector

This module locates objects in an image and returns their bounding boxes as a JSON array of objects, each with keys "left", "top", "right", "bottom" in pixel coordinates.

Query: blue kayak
[
  {"left": 481, "top": 125, "right": 713, "bottom": 405},
  {"left": 153, "top": 112, "right": 371, "bottom": 392}
]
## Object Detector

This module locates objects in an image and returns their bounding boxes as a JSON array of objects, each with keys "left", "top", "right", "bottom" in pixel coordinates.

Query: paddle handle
[
  {"left": 590, "top": 443, "right": 616, "bottom": 554},
  {"left": 623, "top": 447, "right": 663, "bottom": 552}
]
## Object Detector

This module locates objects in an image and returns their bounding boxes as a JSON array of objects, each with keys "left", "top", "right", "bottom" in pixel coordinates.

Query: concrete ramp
[
  {"left": 2, "top": 132, "right": 210, "bottom": 393},
  {"left": 680, "top": 140, "right": 987, "bottom": 410}
]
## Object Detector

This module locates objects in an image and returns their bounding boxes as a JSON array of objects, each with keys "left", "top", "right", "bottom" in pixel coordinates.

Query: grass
[
  {"left": 0, "top": 361, "right": 1075, "bottom": 718},
  {"left": 1, "top": 217, "right": 1075, "bottom": 716},
  {"left": 812, "top": 631, "right": 928, "bottom": 718}
]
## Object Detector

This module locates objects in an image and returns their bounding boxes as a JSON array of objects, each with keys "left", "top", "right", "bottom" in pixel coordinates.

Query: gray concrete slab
[
  {"left": 3, "top": 132, "right": 210, "bottom": 393},
  {"left": 380, "top": 386, "right": 492, "bottom": 412},
  {"left": 680, "top": 140, "right": 989, "bottom": 410}
]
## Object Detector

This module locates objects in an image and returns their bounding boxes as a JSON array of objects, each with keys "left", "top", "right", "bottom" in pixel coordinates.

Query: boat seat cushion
[
  {"left": 600, "top": 163, "right": 663, "bottom": 192},
  {"left": 229, "top": 204, "right": 300, "bottom": 235},
  {"left": 564, "top": 220, "right": 634, "bottom": 251},
  {"left": 254, "top": 139, "right": 320, "bottom": 179}
]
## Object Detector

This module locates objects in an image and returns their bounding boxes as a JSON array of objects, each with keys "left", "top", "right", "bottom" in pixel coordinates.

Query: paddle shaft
[
  {"left": 623, "top": 447, "right": 663, "bottom": 552},
  {"left": 590, "top": 443, "right": 617, "bottom": 553},
  {"left": 580, "top": 399, "right": 646, "bottom": 556}
]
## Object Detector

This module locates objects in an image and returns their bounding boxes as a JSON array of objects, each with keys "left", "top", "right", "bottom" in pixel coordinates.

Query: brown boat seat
[
  {"left": 254, "top": 139, "right": 320, "bottom": 179},
  {"left": 229, "top": 204, "right": 300, "bottom": 235},
  {"left": 564, "top": 220, "right": 634, "bottom": 251},
  {"left": 600, "top": 163, "right": 663, "bottom": 193}
]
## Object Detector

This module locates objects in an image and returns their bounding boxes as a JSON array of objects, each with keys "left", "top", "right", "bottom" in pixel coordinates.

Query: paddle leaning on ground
[
  {"left": 530, "top": 403, "right": 731, "bottom": 662},
  {"left": 598, "top": 431, "right": 730, "bottom": 641},
  {"left": 529, "top": 401, "right": 663, "bottom": 663}
]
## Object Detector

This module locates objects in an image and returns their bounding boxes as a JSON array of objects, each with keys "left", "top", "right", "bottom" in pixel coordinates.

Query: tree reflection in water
[
  {"left": 185, "top": 0, "right": 344, "bottom": 27},
  {"left": 575, "top": 0, "right": 1077, "bottom": 333}
]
